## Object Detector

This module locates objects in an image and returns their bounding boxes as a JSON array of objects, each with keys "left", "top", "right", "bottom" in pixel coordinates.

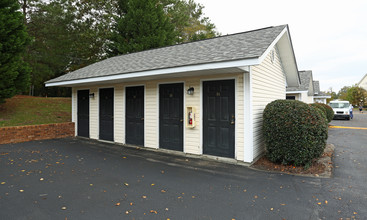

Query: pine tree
[
  {"left": 0, "top": 0, "right": 31, "bottom": 103},
  {"left": 108, "top": 0, "right": 176, "bottom": 56}
]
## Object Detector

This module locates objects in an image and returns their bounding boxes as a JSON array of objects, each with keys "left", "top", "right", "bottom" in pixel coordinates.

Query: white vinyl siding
[
  {"left": 72, "top": 72, "right": 245, "bottom": 160},
  {"left": 114, "top": 86, "right": 124, "bottom": 143},
  {"left": 89, "top": 87, "right": 99, "bottom": 139},
  {"left": 251, "top": 46, "right": 286, "bottom": 160},
  {"left": 145, "top": 81, "right": 159, "bottom": 148},
  {"left": 184, "top": 78, "right": 201, "bottom": 154}
]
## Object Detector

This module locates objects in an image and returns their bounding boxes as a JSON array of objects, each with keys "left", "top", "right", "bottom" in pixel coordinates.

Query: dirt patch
[{"left": 251, "top": 144, "right": 334, "bottom": 178}]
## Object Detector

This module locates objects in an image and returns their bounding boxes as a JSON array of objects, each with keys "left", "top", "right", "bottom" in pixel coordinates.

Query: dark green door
[
  {"left": 203, "top": 80, "right": 235, "bottom": 158},
  {"left": 126, "top": 86, "right": 144, "bottom": 146},
  {"left": 159, "top": 83, "right": 183, "bottom": 151},
  {"left": 77, "top": 90, "right": 89, "bottom": 138},
  {"left": 99, "top": 88, "right": 114, "bottom": 141}
]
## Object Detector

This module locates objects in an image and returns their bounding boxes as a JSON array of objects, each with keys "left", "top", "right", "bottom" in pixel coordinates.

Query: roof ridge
[{"left": 109, "top": 24, "right": 288, "bottom": 59}]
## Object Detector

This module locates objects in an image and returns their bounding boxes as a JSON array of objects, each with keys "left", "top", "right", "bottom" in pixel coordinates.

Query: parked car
[{"left": 329, "top": 100, "right": 350, "bottom": 120}]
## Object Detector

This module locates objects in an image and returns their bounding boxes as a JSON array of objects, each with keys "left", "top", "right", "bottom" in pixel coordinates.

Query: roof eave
[
  {"left": 45, "top": 58, "right": 259, "bottom": 87},
  {"left": 269, "top": 25, "right": 300, "bottom": 87}
]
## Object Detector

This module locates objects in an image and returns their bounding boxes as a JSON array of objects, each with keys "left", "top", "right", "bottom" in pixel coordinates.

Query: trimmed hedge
[
  {"left": 263, "top": 100, "right": 328, "bottom": 167},
  {"left": 310, "top": 103, "right": 334, "bottom": 123},
  {"left": 319, "top": 103, "right": 334, "bottom": 123},
  {"left": 310, "top": 104, "right": 327, "bottom": 123}
]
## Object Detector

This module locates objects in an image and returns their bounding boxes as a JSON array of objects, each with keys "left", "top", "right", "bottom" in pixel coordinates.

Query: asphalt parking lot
[{"left": 0, "top": 113, "right": 366, "bottom": 219}]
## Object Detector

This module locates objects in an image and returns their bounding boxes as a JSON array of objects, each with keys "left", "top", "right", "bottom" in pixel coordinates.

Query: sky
[{"left": 195, "top": 0, "right": 367, "bottom": 92}]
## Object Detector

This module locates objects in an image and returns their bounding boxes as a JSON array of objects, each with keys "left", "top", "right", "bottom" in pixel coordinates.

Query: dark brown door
[
  {"left": 126, "top": 86, "right": 144, "bottom": 146},
  {"left": 99, "top": 88, "right": 114, "bottom": 141},
  {"left": 159, "top": 83, "right": 183, "bottom": 151},
  {"left": 77, "top": 90, "right": 89, "bottom": 138},
  {"left": 203, "top": 80, "right": 235, "bottom": 158}
]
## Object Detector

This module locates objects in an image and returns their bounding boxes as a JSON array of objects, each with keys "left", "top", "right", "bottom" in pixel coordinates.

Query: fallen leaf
[
  {"left": 130, "top": 202, "right": 133, "bottom": 206},
  {"left": 254, "top": 195, "right": 258, "bottom": 199},
  {"left": 354, "top": 212, "right": 357, "bottom": 214},
  {"left": 115, "top": 203, "right": 120, "bottom": 206},
  {"left": 61, "top": 206, "right": 67, "bottom": 210},
  {"left": 325, "top": 200, "right": 328, "bottom": 204},
  {"left": 280, "top": 203, "right": 286, "bottom": 206},
  {"left": 90, "top": 184, "right": 93, "bottom": 186},
  {"left": 151, "top": 183, "right": 155, "bottom": 186},
  {"left": 270, "top": 208, "right": 274, "bottom": 211},
  {"left": 122, "top": 157, "right": 127, "bottom": 159},
  {"left": 124, "top": 183, "right": 129, "bottom": 186},
  {"left": 317, "top": 202, "right": 321, "bottom": 205},
  {"left": 1, "top": 182, "right": 5, "bottom": 185},
  {"left": 125, "top": 211, "right": 129, "bottom": 214},
  {"left": 19, "top": 189, "right": 24, "bottom": 192},
  {"left": 243, "top": 189, "right": 247, "bottom": 192},
  {"left": 150, "top": 210, "right": 157, "bottom": 214},
  {"left": 142, "top": 195, "right": 147, "bottom": 199},
  {"left": 161, "top": 190, "right": 166, "bottom": 193}
]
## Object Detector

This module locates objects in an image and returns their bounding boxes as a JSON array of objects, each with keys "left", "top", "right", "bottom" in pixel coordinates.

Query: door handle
[
  {"left": 230, "top": 115, "right": 235, "bottom": 125},
  {"left": 180, "top": 119, "right": 183, "bottom": 122},
  {"left": 141, "top": 118, "right": 144, "bottom": 121}
]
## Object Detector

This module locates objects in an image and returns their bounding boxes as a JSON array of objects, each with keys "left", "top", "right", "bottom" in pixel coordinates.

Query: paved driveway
[{"left": 1, "top": 114, "right": 366, "bottom": 219}]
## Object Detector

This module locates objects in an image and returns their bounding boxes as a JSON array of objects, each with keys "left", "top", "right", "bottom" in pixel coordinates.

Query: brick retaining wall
[{"left": 0, "top": 122, "right": 75, "bottom": 145}]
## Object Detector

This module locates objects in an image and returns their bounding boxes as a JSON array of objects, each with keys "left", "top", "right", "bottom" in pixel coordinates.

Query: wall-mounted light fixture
[
  {"left": 89, "top": 93, "right": 95, "bottom": 98},
  {"left": 187, "top": 87, "right": 194, "bottom": 95}
]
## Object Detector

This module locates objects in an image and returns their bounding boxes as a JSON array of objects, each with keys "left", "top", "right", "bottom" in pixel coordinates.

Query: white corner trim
[
  {"left": 243, "top": 68, "right": 253, "bottom": 163},
  {"left": 45, "top": 58, "right": 259, "bottom": 87}
]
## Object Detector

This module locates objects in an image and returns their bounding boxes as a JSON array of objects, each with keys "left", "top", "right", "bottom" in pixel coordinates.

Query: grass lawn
[{"left": 0, "top": 95, "right": 71, "bottom": 127}]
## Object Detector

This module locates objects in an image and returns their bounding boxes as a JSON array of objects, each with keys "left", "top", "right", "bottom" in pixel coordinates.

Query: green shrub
[
  {"left": 319, "top": 103, "right": 334, "bottom": 123},
  {"left": 310, "top": 103, "right": 334, "bottom": 123},
  {"left": 263, "top": 100, "right": 328, "bottom": 167},
  {"left": 310, "top": 103, "right": 328, "bottom": 123}
]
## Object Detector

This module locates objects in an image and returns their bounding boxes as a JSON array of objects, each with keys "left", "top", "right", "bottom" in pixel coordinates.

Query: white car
[{"left": 329, "top": 100, "right": 350, "bottom": 120}]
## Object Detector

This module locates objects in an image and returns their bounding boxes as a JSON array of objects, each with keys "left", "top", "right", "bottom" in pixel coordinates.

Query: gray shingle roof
[
  {"left": 286, "top": 70, "right": 312, "bottom": 92},
  {"left": 46, "top": 25, "right": 287, "bottom": 84},
  {"left": 313, "top": 81, "right": 320, "bottom": 94},
  {"left": 314, "top": 91, "right": 329, "bottom": 97}
]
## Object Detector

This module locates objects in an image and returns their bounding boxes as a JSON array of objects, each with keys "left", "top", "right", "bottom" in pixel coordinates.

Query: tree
[
  {"left": 0, "top": 0, "right": 31, "bottom": 103},
  {"left": 17, "top": 0, "right": 218, "bottom": 96},
  {"left": 108, "top": 0, "right": 176, "bottom": 56},
  {"left": 23, "top": 0, "right": 116, "bottom": 96},
  {"left": 162, "top": 0, "right": 219, "bottom": 43},
  {"left": 337, "top": 86, "right": 351, "bottom": 101},
  {"left": 326, "top": 87, "right": 338, "bottom": 103},
  {"left": 346, "top": 86, "right": 367, "bottom": 106},
  {"left": 336, "top": 85, "right": 367, "bottom": 106}
]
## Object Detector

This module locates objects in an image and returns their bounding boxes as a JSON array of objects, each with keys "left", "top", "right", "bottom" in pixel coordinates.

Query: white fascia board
[
  {"left": 314, "top": 96, "right": 331, "bottom": 98},
  {"left": 45, "top": 58, "right": 259, "bottom": 87},
  {"left": 258, "top": 27, "right": 288, "bottom": 64},
  {"left": 286, "top": 90, "right": 307, "bottom": 94}
]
